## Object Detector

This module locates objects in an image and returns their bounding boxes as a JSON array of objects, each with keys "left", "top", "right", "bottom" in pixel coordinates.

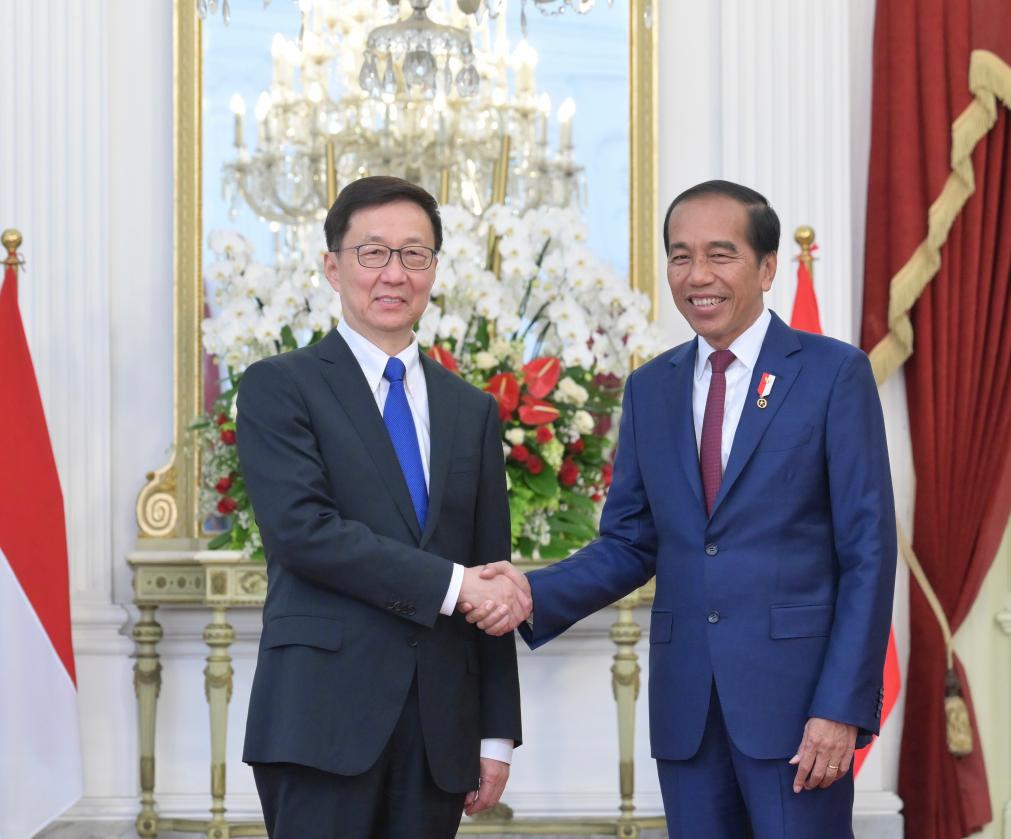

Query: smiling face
[
  {"left": 323, "top": 199, "right": 438, "bottom": 355},
  {"left": 665, "top": 194, "right": 777, "bottom": 350}
]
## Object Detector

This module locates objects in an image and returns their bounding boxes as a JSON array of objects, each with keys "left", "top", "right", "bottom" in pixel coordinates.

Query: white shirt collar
[
  {"left": 336, "top": 319, "right": 422, "bottom": 394},
  {"left": 694, "top": 308, "right": 772, "bottom": 381}
]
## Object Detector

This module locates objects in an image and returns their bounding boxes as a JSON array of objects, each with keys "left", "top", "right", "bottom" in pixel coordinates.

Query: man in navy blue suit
[{"left": 464, "top": 180, "right": 896, "bottom": 837}]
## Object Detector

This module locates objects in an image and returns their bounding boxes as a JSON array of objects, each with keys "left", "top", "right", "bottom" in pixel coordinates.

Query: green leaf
[
  {"left": 207, "top": 532, "right": 231, "bottom": 550},
  {"left": 280, "top": 324, "right": 298, "bottom": 351},
  {"left": 523, "top": 468, "right": 559, "bottom": 499}
]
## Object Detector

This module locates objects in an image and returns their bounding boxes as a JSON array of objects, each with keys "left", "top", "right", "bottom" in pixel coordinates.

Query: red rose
[
  {"left": 217, "top": 497, "right": 238, "bottom": 515},
  {"left": 567, "top": 438, "right": 585, "bottom": 455},
  {"left": 591, "top": 492, "right": 603, "bottom": 503},
  {"left": 510, "top": 444, "right": 530, "bottom": 463},
  {"left": 601, "top": 463, "right": 613, "bottom": 487},
  {"left": 215, "top": 476, "right": 233, "bottom": 494},
  {"left": 594, "top": 414, "right": 612, "bottom": 436},
  {"left": 527, "top": 455, "right": 544, "bottom": 475},
  {"left": 216, "top": 413, "right": 229, "bottom": 426},
  {"left": 559, "top": 459, "right": 580, "bottom": 487},
  {"left": 536, "top": 426, "right": 553, "bottom": 444},
  {"left": 220, "top": 429, "right": 236, "bottom": 445}
]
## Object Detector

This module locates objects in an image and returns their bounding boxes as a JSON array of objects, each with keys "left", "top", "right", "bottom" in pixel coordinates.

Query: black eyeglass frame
[{"left": 332, "top": 243, "right": 438, "bottom": 271}]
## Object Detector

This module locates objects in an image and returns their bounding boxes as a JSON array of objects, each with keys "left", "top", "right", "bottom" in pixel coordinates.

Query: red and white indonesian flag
[{"left": 0, "top": 257, "right": 83, "bottom": 836}]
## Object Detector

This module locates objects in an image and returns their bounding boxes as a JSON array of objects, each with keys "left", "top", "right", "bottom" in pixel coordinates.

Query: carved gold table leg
[
  {"left": 610, "top": 595, "right": 643, "bottom": 839},
  {"left": 133, "top": 605, "right": 163, "bottom": 838},
  {"left": 204, "top": 606, "right": 235, "bottom": 839}
]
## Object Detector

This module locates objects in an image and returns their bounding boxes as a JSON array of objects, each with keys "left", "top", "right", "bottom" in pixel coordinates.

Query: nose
[
  {"left": 687, "top": 256, "right": 713, "bottom": 286},
  {"left": 379, "top": 253, "right": 409, "bottom": 283}
]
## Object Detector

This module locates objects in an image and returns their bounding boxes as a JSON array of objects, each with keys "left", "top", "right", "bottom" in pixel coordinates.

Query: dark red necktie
[{"left": 700, "top": 349, "right": 736, "bottom": 516}]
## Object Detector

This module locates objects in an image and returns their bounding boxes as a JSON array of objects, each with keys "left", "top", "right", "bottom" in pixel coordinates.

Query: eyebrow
[
  {"left": 359, "top": 234, "right": 430, "bottom": 246},
  {"left": 668, "top": 240, "right": 740, "bottom": 252}
]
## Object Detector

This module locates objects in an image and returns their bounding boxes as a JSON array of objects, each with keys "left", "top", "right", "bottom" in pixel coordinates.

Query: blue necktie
[{"left": 382, "top": 356, "right": 428, "bottom": 530}]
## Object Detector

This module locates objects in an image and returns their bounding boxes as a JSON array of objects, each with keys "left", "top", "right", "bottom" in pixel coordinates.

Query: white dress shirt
[
  {"left": 336, "top": 320, "right": 512, "bottom": 764},
  {"left": 692, "top": 308, "right": 772, "bottom": 470}
]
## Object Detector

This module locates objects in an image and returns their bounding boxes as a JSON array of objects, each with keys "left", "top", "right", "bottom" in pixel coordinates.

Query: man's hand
[
  {"left": 464, "top": 757, "right": 510, "bottom": 816},
  {"left": 457, "top": 564, "right": 531, "bottom": 636},
  {"left": 789, "top": 717, "right": 857, "bottom": 792}
]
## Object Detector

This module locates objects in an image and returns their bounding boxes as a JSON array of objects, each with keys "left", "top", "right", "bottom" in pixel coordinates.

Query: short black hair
[
  {"left": 323, "top": 175, "right": 443, "bottom": 253},
  {"left": 662, "top": 179, "right": 780, "bottom": 261}
]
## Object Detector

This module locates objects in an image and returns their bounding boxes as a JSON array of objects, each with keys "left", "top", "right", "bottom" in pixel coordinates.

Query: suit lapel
[
  {"left": 316, "top": 329, "right": 422, "bottom": 542},
  {"left": 664, "top": 340, "right": 705, "bottom": 513},
  {"left": 418, "top": 354, "right": 458, "bottom": 549},
  {"left": 711, "top": 313, "right": 803, "bottom": 516}
]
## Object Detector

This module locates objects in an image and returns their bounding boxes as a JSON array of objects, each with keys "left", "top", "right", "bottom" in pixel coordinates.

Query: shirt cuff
[
  {"left": 480, "top": 738, "right": 514, "bottom": 764},
  {"left": 440, "top": 563, "right": 465, "bottom": 616}
]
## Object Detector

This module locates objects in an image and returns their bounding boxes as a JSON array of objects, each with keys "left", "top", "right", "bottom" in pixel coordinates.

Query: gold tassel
[{"left": 944, "top": 668, "right": 973, "bottom": 757}]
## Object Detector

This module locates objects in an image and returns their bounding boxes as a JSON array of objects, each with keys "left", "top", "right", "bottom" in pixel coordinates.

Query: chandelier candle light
[{"left": 222, "top": 0, "right": 585, "bottom": 236}]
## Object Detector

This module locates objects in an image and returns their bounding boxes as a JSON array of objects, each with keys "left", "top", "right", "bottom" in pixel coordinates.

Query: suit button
[
  {"left": 707, "top": 611, "right": 720, "bottom": 624},
  {"left": 705, "top": 544, "right": 718, "bottom": 556},
  {"left": 407, "top": 638, "right": 418, "bottom": 647}
]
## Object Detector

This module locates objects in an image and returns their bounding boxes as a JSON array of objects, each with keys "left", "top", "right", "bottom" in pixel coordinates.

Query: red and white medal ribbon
[{"left": 756, "top": 373, "right": 775, "bottom": 408}]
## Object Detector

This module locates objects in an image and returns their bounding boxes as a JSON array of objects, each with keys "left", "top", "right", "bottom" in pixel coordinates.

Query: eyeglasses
[{"left": 335, "top": 243, "right": 437, "bottom": 271}]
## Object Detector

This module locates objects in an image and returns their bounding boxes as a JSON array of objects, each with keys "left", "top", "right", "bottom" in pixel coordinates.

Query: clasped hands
[{"left": 457, "top": 562, "right": 531, "bottom": 636}]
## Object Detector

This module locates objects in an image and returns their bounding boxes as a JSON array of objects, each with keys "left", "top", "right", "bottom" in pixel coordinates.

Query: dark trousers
[
  {"left": 658, "top": 684, "right": 854, "bottom": 839},
  {"left": 252, "top": 679, "right": 467, "bottom": 839}
]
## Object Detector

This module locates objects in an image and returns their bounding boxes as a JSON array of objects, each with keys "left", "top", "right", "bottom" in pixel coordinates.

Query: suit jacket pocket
[
  {"left": 770, "top": 603, "right": 834, "bottom": 639},
  {"left": 261, "top": 615, "right": 344, "bottom": 651},
  {"left": 756, "top": 423, "right": 814, "bottom": 452},
  {"left": 650, "top": 610, "right": 673, "bottom": 644}
]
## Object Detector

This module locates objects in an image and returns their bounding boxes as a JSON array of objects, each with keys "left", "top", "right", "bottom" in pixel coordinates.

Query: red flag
[
  {"left": 0, "top": 251, "right": 83, "bottom": 835},
  {"left": 788, "top": 241, "right": 901, "bottom": 775},
  {"left": 789, "top": 251, "right": 823, "bottom": 333}
]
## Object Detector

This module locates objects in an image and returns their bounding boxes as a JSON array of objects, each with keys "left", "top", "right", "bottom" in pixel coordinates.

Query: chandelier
[
  {"left": 221, "top": 0, "right": 585, "bottom": 232},
  {"left": 198, "top": 0, "right": 611, "bottom": 27}
]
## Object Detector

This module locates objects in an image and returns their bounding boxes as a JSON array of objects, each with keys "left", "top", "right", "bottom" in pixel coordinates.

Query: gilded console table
[{"left": 128, "top": 548, "right": 664, "bottom": 839}]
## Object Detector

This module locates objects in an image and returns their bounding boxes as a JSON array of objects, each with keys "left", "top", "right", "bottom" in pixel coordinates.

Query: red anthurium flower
[
  {"left": 215, "top": 477, "right": 233, "bottom": 494},
  {"left": 567, "top": 438, "right": 585, "bottom": 455},
  {"left": 216, "top": 413, "right": 230, "bottom": 426},
  {"left": 527, "top": 455, "right": 544, "bottom": 475},
  {"left": 485, "top": 372, "right": 520, "bottom": 421},
  {"left": 220, "top": 429, "right": 237, "bottom": 445},
  {"left": 559, "top": 459, "right": 580, "bottom": 487},
  {"left": 518, "top": 395, "right": 560, "bottom": 426},
  {"left": 426, "top": 345, "right": 459, "bottom": 372},
  {"left": 536, "top": 426, "right": 553, "bottom": 444},
  {"left": 509, "top": 444, "right": 530, "bottom": 463},
  {"left": 601, "top": 462, "right": 613, "bottom": 487},
  {"left": 217, "top": 497, "right": 238, "bottom": 515},
  {"left": 523, "top": 356, "right": 562, "bottom": 399}
]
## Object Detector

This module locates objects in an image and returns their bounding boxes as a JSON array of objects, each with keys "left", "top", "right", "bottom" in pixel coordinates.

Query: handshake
[{"left": 457, "top": 562, "right": 531, "bottom": 636}]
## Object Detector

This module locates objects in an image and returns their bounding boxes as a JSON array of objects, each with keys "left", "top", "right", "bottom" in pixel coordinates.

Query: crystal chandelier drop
[{"left": 222, "top": 0, "right": 584, "bottom": 233}]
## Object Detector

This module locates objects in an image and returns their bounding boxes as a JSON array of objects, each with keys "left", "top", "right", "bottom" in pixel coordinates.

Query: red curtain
[{"left": 862, "top": 1, "right": 1011, "bottom": 836}]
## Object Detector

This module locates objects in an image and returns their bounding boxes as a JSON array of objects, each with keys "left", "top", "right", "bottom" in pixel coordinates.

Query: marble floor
[
  {"left": 35, "top": 826, "right": 668, "bottom": 839},
  {"left": 36, "top": 816, "right": 901, "bottom": 839}
]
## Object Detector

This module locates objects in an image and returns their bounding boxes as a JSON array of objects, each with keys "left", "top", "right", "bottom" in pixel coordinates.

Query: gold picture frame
[{"left": 136, "top": 0, "right": 658, "bottom": 542}]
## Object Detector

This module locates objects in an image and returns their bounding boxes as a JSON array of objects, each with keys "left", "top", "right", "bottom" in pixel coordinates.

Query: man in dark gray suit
[{"left": 237, "top": 176, "right": 527, "bottom": 839}]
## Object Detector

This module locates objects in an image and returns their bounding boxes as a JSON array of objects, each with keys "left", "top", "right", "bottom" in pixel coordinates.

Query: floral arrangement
[{"left": 197, "top": 204, "right": 665, "bottom": 559}]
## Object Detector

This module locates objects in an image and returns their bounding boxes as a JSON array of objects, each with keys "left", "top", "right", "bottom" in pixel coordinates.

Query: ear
[
  {"left": 759, "top": 251, "right": 777, "bottom": 292},
  {"left": 323, "top": 251, "right": 341, "bottom": 294}
]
